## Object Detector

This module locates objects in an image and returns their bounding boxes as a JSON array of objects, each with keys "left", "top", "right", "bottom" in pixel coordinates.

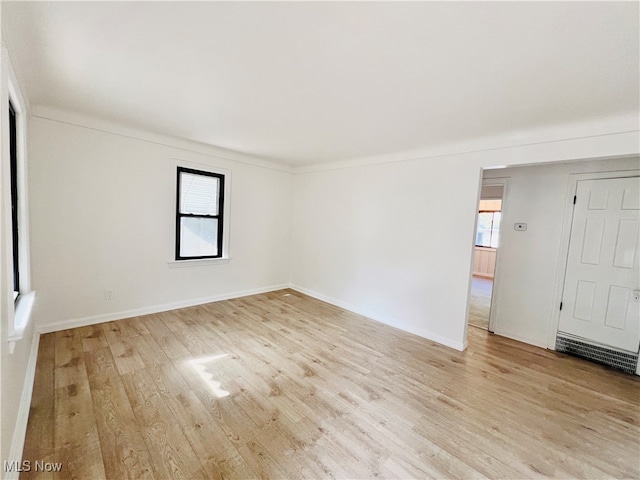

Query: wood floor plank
[
  {"left": 120, "top": 368, "right": 206, "bottom": 480},
  {"left": 163, "top": 391, "right": 257, "bottom": 480},
  {"left": 21, "top": 290, "right": 640, "bottom": 479},
  {"left": 85, "top": 348, "right": 155, "bottom": 480},
  {"left": 21, "top": 453, "right": 57, "bottom": 480},
  {"left": 53, "top": 441, "right": 106, "bottom": 480},
  {"left": 77, "top": 325, "right": 109, "bottom": 353},
  {"left": 141, "top": 314, "right": 192, "bottom": 361},
  {"left": 53, "top": 328, "right": 102, "bottom": 458},
  {"left": 118, "top": 316, "right": 151, "bottom": 337},
  {"left": 253, "top": 421, "right": 327, "bottom": 479},
  {"left": 53, "top": 329, "right": 85, "bottom": 390},
  {"left": 134, "top": 333, "right": 173, "bottom": 370},
  {"left": 101, "top": 322, "right": 146, "bottom": 375},
  {"left": 53, "top": 381, "right": 100, "bottom": 451}
]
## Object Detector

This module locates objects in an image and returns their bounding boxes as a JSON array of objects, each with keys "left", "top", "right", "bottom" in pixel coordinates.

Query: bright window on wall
[
  {"left": 6, "top": 56, "right": 36, "bottom": 344},
  {"left": 9, "top": 100, "right": 20, "bottom": 299},
  {"left": 476, "top": 199, "right": 502, "bottom": 248},
  {"left": 175, "top": 167, "right": 225, "bottom": 260}
]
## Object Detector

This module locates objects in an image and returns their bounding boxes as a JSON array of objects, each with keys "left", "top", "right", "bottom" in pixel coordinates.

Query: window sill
[
  {"left": 167, "top": 257, "right": 230, "bottom": 268},
  {"left": 9, "top": 290, "right": 36, "bottom": 353}
]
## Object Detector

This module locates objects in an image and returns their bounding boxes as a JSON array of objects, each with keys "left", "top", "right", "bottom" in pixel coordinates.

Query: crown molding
[
  {"left": 292, "top": 113, "right": 640, "bottom": 174},
  {"left": 31, "top": 105, "right": 295, "bottom": 174},
  {"left": 30, "top": 105, "right": 639, "bottom": 176}
]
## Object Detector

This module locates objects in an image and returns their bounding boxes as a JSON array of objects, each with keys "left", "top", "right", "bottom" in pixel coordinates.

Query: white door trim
[
  {"left": 479, "top": 176, "right": 510, "bottom": 333},
  {"left": 547, "top": 169, "right": 640, "bottom": 353}
]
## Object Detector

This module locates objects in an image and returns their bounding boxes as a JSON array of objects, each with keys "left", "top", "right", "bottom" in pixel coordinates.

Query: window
[
  {"left": 9, "top": 100, "right": 19, "bottom": 299},
  {"left": 5, "top": 56, "right": 35, "bottom": 346},
  {"left": 475, "top": 199, "right": 501, "bottom": 248},
  {"left": 175, "top": 167, "right": 225, "bottom": 260}
]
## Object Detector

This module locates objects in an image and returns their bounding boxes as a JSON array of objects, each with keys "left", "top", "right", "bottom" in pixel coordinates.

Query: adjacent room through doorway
[{"left": 469, "top": 182, "right": 504, "bottom": 330}]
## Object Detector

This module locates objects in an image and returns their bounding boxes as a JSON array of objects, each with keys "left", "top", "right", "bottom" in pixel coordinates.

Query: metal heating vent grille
[{"left": 556, "top": 335, "right": 638, "bottom": 374}]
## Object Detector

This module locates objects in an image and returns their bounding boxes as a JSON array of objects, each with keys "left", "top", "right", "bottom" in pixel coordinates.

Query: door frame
[
  {"left": 547, "top": 170, "right": 640, "bottom": 363},
  {"left": 476, "top": 176, "right": 510, "bottom": 333}
]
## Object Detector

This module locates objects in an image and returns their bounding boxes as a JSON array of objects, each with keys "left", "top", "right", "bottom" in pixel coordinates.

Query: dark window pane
[{"left": 9, "top": 101, "right": 19, "bottom": 295}]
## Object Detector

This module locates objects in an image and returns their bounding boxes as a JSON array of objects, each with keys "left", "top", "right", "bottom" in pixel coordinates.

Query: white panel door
[{"left": 558, "top": 176, "right": 640, "bottom": 353}]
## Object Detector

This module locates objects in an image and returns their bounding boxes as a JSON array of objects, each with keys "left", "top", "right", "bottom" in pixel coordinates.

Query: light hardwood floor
[{"left": 21, "top": 290, "right": 640, "bottom": 479}]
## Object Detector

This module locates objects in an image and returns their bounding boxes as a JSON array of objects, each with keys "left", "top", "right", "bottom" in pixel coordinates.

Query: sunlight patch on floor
[{"left": 188, "top": 354, "right": 230, "bottom": 398}]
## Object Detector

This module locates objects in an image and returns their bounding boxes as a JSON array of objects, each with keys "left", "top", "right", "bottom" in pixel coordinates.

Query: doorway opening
[{"left": 468, "top": 181, "right": 505, "bottom": 331}]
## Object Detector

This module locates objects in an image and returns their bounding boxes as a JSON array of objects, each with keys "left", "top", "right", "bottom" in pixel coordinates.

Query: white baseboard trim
[
  {"left": 38, "top": 284, "right": 290, "bottom": 334},
  {"left": 37, "top": 282, "right": 469, "bottom": 350},
  {"left": 5, "top": 332, "right": 40, "bottom": 480},
  {"left": 289, "top": 284, "right": 467, "bottom": 351}
]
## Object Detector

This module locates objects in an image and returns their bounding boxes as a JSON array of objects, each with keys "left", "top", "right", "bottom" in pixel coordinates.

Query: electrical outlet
[{"left": 105, "top": 289, "right": 114, "bottom": 300}]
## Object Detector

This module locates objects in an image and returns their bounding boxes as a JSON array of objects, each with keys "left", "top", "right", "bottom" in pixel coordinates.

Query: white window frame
[
  {"left": 167, "top": 159, "right": 231, "bottom": 268},
  {"left": 2, "top": 45, "right": 35, "bottom": 350}
]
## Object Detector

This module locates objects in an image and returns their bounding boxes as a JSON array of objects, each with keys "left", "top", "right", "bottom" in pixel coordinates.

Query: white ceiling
[{"left": 3, "top": 1, "right": 639, "bottom": 166}]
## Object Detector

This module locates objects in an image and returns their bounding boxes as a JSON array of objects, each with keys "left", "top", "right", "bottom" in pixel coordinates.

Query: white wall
[
  {"left": 291, "top": 158, "right": 480, "bottom": 349},
  {"left": 290, "top": 130, "right": 639, "bottom": 350},
  {"left": 28, "top": 117, "right": 293, "bottom": 331},
  {"left": 485, "top": 157, "right": 640, "bottom": 347}
]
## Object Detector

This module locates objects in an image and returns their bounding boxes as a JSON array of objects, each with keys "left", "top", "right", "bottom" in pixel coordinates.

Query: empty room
[{"left": 1, "top": 2, "right": 639, "bottom": 479}]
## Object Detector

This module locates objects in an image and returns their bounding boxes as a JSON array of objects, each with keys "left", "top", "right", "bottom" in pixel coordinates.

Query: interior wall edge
[{"left": 289, "top": 284, "right": 467, "bottom": 351}]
